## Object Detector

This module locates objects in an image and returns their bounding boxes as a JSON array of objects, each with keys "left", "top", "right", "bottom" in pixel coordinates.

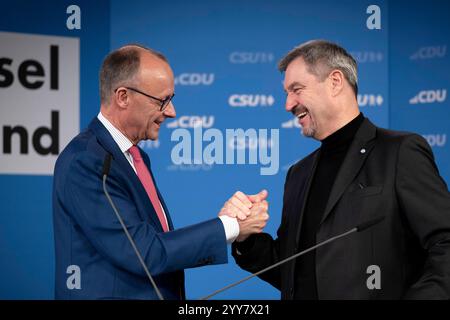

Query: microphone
[
  {"left": 200, "top": 215, "right": 385, "bottom": 300},
  {"left": 102, "top": 153, "right": 112, "bottom": 176},
  {"left": 101, "top": 154, "right": 164, "bottom": 300}
]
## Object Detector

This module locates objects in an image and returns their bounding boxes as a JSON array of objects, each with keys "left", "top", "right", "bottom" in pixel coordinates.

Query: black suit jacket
[{"left": 233, "top": 118, "right": 450, "bottom": 299}]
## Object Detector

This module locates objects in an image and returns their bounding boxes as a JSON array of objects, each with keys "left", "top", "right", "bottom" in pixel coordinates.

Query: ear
[
  {"left": 114, "top": 87, "right": 130, "bottom": 109},
  {"left": 328, "top": 69, "right": 345, "bottom": 97}
]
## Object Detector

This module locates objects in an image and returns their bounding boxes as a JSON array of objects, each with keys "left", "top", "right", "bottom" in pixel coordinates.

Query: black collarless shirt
[{"left": 294, "top": 112, "right": 364, "bottom": 300}]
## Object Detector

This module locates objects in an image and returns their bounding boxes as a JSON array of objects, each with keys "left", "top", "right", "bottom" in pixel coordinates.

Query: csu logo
[
  {"left": 410, "top": 46, "right": 447, "bottom": 60},
  {"left": 229, "top": 52, "right": 274, "bottom": 64},
  {"left": 409, "top": 89, "right": 447, "bottom": 104},
  {"left": 174, "top": 73, "right": 214, "bottom": 86},
  {"left": 358, "top": 94, "right": 383, "bottom": 107},
  {"left": 167, "top": 115, "right": 214, "bottom": 128},
  {"left": 229, "top": 94, "right": 275, "bottom": 107},
  {"left": 350, "top": 51, "right": 383, "bottom": 63}
]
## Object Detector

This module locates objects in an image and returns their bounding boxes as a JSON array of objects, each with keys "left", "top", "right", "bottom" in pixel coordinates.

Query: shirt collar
[{"left": 97, "top": 112, "right": 134, "bottom": 153}]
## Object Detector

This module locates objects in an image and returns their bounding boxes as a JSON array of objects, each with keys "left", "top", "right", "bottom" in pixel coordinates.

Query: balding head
[{"left": 99, "top": 44, "right": 168, "bottom": 104}]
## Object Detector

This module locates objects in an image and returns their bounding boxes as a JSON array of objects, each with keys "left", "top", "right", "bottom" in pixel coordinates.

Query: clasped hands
[{"left": 219, "top": 190, "right": 269, "bottom": 242}]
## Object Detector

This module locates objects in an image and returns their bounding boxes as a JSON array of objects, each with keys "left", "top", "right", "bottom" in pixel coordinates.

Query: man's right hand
[
  {"left": 219, "top": 189, "right": 268, "bottom": 220},
  {"left": 235, "top": 200, "right": 269, "bottom": 242}
]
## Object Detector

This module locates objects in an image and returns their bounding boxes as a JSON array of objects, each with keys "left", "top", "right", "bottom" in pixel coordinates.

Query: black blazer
[{"left": 233, "top": 118, "right": 450, "bottom": 299}]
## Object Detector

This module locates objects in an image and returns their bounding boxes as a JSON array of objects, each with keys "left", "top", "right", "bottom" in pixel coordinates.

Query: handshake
[{"left": 219, "top": 190, "right": 269, "bottom": 242}]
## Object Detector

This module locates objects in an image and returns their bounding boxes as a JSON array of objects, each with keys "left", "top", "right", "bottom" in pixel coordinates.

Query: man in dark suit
[
  {"left": 233, "top": 40, "right": 450, "bottom": 299},
  {"left": 53, "top": 44, "right": 269, "bottom": 299}
]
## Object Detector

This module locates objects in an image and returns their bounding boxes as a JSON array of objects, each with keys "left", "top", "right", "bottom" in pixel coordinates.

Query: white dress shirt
[{"left": 97, "top": 112, "right": 239, "bottom": 243}]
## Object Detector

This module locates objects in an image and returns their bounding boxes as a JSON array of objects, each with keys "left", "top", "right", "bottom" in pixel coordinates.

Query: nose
[
  {"left": 285, "top": 92, "right": 298, "bottom": 113},
  {"left": 163, "top": 101, "right": 176, "bottom": 118}
]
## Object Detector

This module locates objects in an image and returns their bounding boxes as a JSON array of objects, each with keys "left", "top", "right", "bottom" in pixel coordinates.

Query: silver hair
[{"left": 278, "top": 40, "right": 358, "bottom": 96}]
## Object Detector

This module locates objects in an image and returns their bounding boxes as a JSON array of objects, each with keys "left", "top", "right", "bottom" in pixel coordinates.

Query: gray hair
[
  {"left": 99, "top": 44, "right": 168, "bottom": 104},
  {"left": 278, "top": 40, "right": 358, "bottom": 96}
]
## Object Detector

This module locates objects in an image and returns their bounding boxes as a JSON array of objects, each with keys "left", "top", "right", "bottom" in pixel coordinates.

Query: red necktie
[{"left": 128, "top": 146, "right": 169, "bottom": 232}]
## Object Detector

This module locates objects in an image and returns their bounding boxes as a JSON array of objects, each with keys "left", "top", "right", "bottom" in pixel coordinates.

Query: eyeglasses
[{"left": 117, "top": 87, "right": 175, "bottom": 111}]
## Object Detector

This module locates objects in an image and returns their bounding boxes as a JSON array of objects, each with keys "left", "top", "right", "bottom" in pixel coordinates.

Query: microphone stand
[
  {"left": 201, "top": 216, "right": 385, "bottom": 300},
  {"left": 102, "top": 154, "right": 164, "bottom": 300}
]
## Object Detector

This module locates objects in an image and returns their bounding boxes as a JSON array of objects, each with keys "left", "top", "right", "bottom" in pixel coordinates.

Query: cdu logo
[
  {"left": 166, "top": 115, "right": 215, "bottom": 129},
  {"left": 409, "top": 89, "right": 447, "bottom": 104},
  {"left": 422, "top": 134, "right": 447, "bottom": 147},
  {"left": 174, "top": 73, "right": 214, "bottom": 86},
  {"left": 410, "top": 45, "right": 447, "bottom": 60}
]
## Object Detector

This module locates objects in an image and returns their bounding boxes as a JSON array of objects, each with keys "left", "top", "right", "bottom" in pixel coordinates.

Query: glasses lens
[{"left": 161, "top": 94, "right": 174, "bottom": 111}]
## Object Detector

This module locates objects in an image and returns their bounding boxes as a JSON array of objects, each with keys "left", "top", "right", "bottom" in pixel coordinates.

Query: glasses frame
[{"left": 115, "top": 86, "right": 175, "bottom": 111}]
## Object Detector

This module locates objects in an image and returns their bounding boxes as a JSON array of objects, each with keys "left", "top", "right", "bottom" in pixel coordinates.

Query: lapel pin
[{"left": 360, "top": 148, "right": 366, "bottom": 154}]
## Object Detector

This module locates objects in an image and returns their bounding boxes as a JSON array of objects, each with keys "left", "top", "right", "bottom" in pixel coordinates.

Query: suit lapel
[
  {"left": 89, "top": 118, "right": 166, "bottom": 231},
  {"left": 89, "top": 118, "right": 133, "bottom": 176},
  {"left": 319, "top": 118, "right": 377, "bottom": 226},
  {"left": 284, "top": 150, "right": 319, "bottom": 285},
  {"left": 291, "top": 151, "right": 320, "bottom": 245}
]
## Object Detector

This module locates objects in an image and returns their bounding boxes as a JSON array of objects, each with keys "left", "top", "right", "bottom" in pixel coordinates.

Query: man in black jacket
[{"left": 233, "top": 40, "right": 450, "bottom": 299}]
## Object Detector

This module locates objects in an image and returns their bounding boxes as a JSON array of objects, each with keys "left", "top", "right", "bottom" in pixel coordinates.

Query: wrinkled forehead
[
  {"left": 283, "top": 58, "right": 310, "bottom": 88},
  {"left": 138, "top": 53, "right": 173, "bottom": 79},
  {"left": 283, "top": 57, "right": 326, "bottom": 90},
  {"left": 135, "top": 54, "right": 174, "bottom": 96}
]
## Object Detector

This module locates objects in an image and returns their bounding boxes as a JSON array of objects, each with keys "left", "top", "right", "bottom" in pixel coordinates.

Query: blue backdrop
[{"left": 0, "top": 0, "right": 448, "bottom": 299}]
